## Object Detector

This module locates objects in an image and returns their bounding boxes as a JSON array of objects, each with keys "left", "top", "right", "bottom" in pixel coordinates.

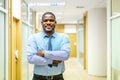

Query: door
[
  {"left": 8, "top": 17, "right": 22, "bottom": 80},
  {"left": 8, "top": 0, "right": 22, "bottom": 79},
  {"left": 67, "top": 33, "right": 77, "bottom": 57},
  {"left": 12, "top": 18, "right": 17, "bottom": 80},
  {"left": 13, "top": 18, "right": 22, "bottom": 80}
]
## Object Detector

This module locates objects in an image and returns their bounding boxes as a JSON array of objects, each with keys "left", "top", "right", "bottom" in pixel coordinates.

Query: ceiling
[{"left": 25, "top": 0, "right": 106, "bottom": 24}]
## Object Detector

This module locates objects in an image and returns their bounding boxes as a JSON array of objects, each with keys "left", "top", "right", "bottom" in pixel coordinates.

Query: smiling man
[{"left": 26, "top": 12, "right": 70, "bottom": 80}]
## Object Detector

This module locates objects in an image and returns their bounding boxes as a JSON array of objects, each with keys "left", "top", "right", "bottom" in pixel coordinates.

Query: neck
[{"left": 45, "top": 31, "right": 54, "bottom": 37}]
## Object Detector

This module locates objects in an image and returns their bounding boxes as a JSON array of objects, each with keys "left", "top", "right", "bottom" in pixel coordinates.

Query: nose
[{"left": 46, "top": 20, "right": 51, "bottom": 24}]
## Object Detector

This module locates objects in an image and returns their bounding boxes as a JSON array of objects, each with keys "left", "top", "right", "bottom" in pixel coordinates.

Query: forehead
[{"left": 42, "top": 14, "right": 55, "bottom": 19}]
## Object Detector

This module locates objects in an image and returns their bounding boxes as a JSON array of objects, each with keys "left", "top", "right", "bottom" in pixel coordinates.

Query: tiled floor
[{"left": 63, "top": 58, "right": 107, "bottom": 80}]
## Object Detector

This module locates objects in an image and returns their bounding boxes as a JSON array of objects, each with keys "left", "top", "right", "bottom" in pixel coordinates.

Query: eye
[
  {"left": 42, "top": 19, "right": 48, "bottom": 22},
  {"left": 42, "top": 19, "right": 55, "bottom": 23},
  {"left": 50, "top": 19, "right": 55, "bottom": 22}
]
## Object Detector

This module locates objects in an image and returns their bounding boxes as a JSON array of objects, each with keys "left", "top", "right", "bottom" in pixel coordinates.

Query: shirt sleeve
[
  {"left": 26, "top": 35, "right": 52, "bottom": 65},
  {"left": 44, "top": 34, "right": 70, "bottom": 60}
]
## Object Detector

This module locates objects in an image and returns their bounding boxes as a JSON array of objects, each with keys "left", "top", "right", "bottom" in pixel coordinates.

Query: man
[{"left": 26, "top": 12, "right": 70, "bottom": 80}]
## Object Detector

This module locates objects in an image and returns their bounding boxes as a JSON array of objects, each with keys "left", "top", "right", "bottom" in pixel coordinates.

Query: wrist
[
  {"left": 41, "top": 51, "right": 44, "bottom": 57},
  {"left": 37, "top": 50, "right": 44, "bottom": 57}
]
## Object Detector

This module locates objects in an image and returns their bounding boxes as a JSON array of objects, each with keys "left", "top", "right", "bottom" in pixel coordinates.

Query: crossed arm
[
  {"left": 37, "top": 50, "right": 63, "bottom": 64},
  {"left": 27, "top": 34, "right": 70, "bottom": 65}
]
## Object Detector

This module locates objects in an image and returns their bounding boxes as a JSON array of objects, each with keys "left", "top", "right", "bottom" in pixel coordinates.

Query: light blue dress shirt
[{"left": 26, "top": 32, "right": 70, "bottom": 76}]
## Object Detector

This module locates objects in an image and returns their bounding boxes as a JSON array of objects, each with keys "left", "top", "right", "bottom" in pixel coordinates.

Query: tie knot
[{"left": 49, "top": 36, "right": 53, "bottom": 38}]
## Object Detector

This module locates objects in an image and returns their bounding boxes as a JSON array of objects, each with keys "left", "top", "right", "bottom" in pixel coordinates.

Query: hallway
[
  {"left": 63, "top": 58, "right": 107, "bottom": 80},
  {"left": 1, "top": 0, "right": 120, "bottom": 80}
]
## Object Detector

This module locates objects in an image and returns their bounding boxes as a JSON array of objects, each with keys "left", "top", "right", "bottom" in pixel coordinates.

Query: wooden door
[
  {"left": 8, "top": 0, "right": 22, "bottom": 79},
  {"left": 67, "top": 33, "right": 77, "bottom": 57},
  {"left": 8, "top": 17, "right": 22, "bottom": 80},
  {"left": 11, "top": 18, "right": 17, "bottom": 80}
]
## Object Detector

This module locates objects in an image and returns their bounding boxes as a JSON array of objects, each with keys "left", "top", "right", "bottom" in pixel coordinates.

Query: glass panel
[
  {"left": 111, "top": 16, "right": 120, "bottom": 80},
  {"left": 22, "top": 23, "right": 34, "bottom": 80},
  {"left": 29, "top": 9, "right": 33, "bottom": 25},
  {"left": 22, "top": 22, "right": 29, "bottom": 80},
  {"left": 112, "top": 69, "right": 120, "bottom": 80},
  {"left": 28, "top": 26, "right": 34, "bottom": 80},
  {"left": 38, "top": 14, "right": 42, "bottom": 31},
  {"left": 28, "top": 64, "right": 34, "bottom": 80},
  {"left": 22, "top": 1, "right": 28, "bottom": 22},
  {"left": 111, "top": 0, "right": 120, "bottom": 16},
  {"left": 0, "top": 0, "right": 5, "bottom": 8},
  {"left": 28, "top": 26, "right": 34, "bottom": 36},
  {"left": 0, "top": 11, "right": 5, "bottom": 80},
  {"left": 78, "top": 28, "right": 84, "bottom": 67}
]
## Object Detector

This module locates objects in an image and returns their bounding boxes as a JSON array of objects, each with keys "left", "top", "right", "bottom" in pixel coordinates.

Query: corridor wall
[
  {"left": 0, "top": 0, "right": 8, "bottom": 79},
  {"left": 0, "top": 11, "right": 5, "bottom": 80},
  {"left": 87, "top": 8, "right": 107, "bottom": 76}
]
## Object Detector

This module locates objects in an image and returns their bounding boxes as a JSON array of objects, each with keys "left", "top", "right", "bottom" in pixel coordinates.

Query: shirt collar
[{"left": 42, "top": 32, "right": 56, "bottom": 38}]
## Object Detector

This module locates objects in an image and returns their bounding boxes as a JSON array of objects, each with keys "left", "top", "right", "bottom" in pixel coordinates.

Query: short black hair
[{"left": 42, "top": 12, "right": 56, "bottom": 20}]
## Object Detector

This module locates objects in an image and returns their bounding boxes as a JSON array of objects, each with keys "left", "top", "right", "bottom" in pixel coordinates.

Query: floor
[{"left": 63, "top": 58, "right": 107, "bottom": 80}]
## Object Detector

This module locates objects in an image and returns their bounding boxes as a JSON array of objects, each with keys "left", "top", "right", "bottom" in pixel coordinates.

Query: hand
[
  {"left": 53, "top": 60, "right": 62, "bottom": 64},
  {"left": 37, "top": 50, "right": 44, "bottom": 57}
]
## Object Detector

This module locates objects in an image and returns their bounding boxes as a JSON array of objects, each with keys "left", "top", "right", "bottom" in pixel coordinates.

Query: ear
[
  {"left": 41, "top": 21, "right": 43, "bottom": 24},
  {"left": 55, "top": 21, "right": 57, "bottom": 24}
]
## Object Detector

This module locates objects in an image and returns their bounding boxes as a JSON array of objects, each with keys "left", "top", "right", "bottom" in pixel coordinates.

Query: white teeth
[{"left": 45, "top": 28, "right": 52, "bottom": 31}]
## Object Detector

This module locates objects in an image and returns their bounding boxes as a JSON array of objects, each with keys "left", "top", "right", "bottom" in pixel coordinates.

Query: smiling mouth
[{"left": 45, "top": 27, "right": 52, "bottom": 31}]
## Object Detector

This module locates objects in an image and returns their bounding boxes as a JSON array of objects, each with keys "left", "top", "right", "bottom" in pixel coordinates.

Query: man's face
[{"left": 41, "top": 14, "right": 56, "bottom": 33}]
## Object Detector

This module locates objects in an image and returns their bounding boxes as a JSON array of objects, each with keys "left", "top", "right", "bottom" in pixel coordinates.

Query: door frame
[{"left": 8, "top": 0, "right": 22, "bottom": 80}]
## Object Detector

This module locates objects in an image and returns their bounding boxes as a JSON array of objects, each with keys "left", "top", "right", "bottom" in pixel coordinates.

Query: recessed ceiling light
[
  {"left": 76, "top": 6, "right": 84, "bottom": 8},
  {"left": 30, "top": 2, "right": 65, "bottom": 7},
  {"left": 56, "top": 16, "right": 62, "bottom": 19},
  {"left": 39, "top": 12, "right": 63, "bottom": 15}
]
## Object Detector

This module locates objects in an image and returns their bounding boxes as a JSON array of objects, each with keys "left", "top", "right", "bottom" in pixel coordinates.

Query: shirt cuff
[{"left": 44, "top": 50, "right": 52, "bottom": 59}]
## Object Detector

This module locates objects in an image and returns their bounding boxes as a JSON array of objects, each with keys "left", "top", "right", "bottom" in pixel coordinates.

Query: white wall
[
  {"left": 87, "top": 8, "right": 107, "bottom": 76},
  {"left": 107, "top": 0, "right": 111, "bottom": 79},
  {"left": 64, "top": 24, "right": 76, "bottom": 33}
]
